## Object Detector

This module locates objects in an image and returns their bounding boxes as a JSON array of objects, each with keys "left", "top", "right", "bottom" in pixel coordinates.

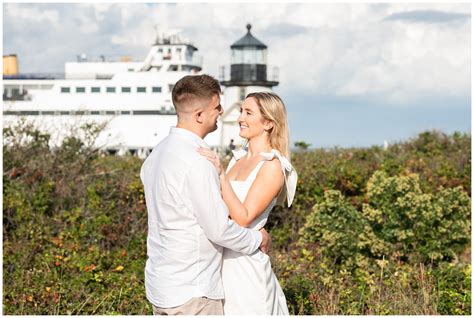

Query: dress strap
[
  {"left": 259, "top": 149, "right": 298, "bottom": 207},
  {"left": 245, "top": 160, "right": 267, "bottom": 183},
  {"left": 226, "top": 149, "right": 247, "bottom": 173}
]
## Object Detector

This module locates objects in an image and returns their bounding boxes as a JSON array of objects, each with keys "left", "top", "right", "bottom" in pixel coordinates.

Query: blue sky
[{"left": 3, "top": 3, "right": 471, "bottom": 148}]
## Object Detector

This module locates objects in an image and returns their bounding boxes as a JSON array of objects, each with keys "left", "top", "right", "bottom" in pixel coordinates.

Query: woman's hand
[{"left": 197, "top": 147, "right": 224, "bottom": 177}]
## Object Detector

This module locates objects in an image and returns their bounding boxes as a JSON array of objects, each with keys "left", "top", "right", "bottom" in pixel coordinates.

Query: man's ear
[{"left": 194, "top": 110, "right": 204, "bottom": 124}]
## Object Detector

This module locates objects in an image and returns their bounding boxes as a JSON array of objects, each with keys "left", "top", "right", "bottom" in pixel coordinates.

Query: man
[{"left": 140, "top": 75, "right": 271, "bottom": 315}]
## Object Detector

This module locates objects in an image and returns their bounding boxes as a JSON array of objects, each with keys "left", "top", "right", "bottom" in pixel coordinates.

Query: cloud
[
  {"left": 3, "top": 3, "right": 470, "bottom": 108},
  {"left": 384, "top": 10, "right": 470, "bottom": 24}
]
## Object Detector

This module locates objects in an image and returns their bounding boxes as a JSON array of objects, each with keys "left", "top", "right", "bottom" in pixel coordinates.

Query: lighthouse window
[
  {"left": 121, "top": 87, "right": 131, "bottom": 93},
  {"left": 137, "top": 87, "right": 147, "bottom": 93},
  {"left": 61, "top": 87, "right": 70, "bottom": 93},
  {"left": 106, "top": 87, "right": 116, "bottom": 93},
  {"left": 76, "top": 87, "right": 86, "bottom": 93},
  {"left": 240, "top": 87, "right": 246, "bottom": 101},
  {"left": 152, "top": 86, "right": 162, "bottom": 93},
  {"left": 91, "top": 87, "right": 101, "bottom": 93}
]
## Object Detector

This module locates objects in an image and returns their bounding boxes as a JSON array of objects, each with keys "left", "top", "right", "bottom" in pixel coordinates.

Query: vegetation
[{"left": 3, "top": 121, "right": 471, "bottom": 315}]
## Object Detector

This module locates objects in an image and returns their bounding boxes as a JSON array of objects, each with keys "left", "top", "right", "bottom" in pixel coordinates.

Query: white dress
[{"left": 222, "top": 149, "right": 297, "bottom": 315}]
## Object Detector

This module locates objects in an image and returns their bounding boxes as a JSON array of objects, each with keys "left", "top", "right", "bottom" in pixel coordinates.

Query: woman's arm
[
  {"left": 196, "top": 147, "right": 284, "bottom": 227},
  {"left": 220, "top": 160, "right": 284, "bottom": 227}
]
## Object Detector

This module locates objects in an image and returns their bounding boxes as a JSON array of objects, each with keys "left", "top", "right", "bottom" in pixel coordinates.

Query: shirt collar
[{"left": 170, "top": 127, "right": 210, "bottom": 148}]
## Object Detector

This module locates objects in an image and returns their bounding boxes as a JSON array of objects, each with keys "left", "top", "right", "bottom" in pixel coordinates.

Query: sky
[{"left": 2, "top": 2, "right": 471, "bottom": 148}]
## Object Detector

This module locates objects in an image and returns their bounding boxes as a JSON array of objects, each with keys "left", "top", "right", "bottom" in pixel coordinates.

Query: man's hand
[{"left": 259, "top": 228, "right": 271, "bottom": 254}]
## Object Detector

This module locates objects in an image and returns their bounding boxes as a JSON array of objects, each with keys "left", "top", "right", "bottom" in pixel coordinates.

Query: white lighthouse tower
[{"left": 218, "top": 24, "right": 279, "bottom": 150}]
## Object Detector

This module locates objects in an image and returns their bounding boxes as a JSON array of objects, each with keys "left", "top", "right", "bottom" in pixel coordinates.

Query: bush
[
  {"left": 300, "top": 170, "right": 471, "bottom": 270},
  {"left": 3, "top": 123, "right": 470, "bottom": 314}
]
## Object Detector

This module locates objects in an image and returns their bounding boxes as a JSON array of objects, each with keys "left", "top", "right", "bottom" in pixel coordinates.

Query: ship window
[
  {"left": 91, "top": 111, "right": 100, "bottom": 115},
  {"left": 19, "top": 111, "right": 39, "bottom": 115},
  {"left": 61, "top": 87, "right": 70, "bottom": 93},
  {"left": 60, "top": 111, "right": 69, "bottom": 115},
  {"left": 176, "top": 48, "right": 182, "bottom": 53},
  {"left": 158, "top": 48, "right": 163, "bottom": 53},
  {"left": 4, "top": 111, "right": 19, "bottom": 115},
  {"left": 75, "top": 111, "right": 85, "bottom": 115},
  {"left": 128, "top": 68, "right": 134, "bottom": 72},
  {"left": 152, "top": 86, "right": 162, "bottom": 93},
  {"left": 121, "top": 111, "right": 130, "bottom": 115},
  {"left": 41, "top": 111, "right": 55, "bottom": 115},
  {"left": 106, "top": 111, "right": 116, "bottom": 115},
  {"left": 168, "top": 65, "right": 179, "bottom": 71},
  {"left": 91, "top": 87, "right": 101, "bottom": 93},
  {"left": 106, "top": 87, "right": 116, "bottom": 93},
  {"left": 168, "top": 84, "right": 174, "bottom": 92},
  {"left": 121, "top": 87, "right": 131, "bottom": 93},
  {"left": 76, "top": 87, "right": 86, "bottom": 93},
  {"left": 137, "top": 87, "right": 147, "bottom": 93},
  {"left": 134, "top": 110, "right": 161, "bottom": 115}
]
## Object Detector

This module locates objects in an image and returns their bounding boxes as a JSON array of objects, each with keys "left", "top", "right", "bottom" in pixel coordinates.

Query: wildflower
[{"left": 114, "top": 265, "right": 124, "bottom": 272}]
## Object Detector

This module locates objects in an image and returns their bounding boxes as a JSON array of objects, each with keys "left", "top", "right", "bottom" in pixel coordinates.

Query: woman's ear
[{"left": 264, "top": 120, "right": 274, "bottom": 131}]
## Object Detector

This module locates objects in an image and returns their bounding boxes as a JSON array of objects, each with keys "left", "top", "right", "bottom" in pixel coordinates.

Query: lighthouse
[{"left": 218, "top": 24, "right": 279, "bottom": 151}]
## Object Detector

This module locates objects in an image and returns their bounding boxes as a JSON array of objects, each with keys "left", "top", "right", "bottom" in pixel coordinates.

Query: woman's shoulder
[{"left": 258, "top": 155, "right": 284, "bottom": 180}]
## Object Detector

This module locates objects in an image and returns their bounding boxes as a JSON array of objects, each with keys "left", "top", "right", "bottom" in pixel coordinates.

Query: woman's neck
[{"left": 247, "top": 135, "right": 272, "bottom": 159}]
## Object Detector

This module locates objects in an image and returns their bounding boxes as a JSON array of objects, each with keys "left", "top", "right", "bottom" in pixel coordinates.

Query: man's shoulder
[{"left": 153, "top": 136, "right": 208, "bottom": 169}]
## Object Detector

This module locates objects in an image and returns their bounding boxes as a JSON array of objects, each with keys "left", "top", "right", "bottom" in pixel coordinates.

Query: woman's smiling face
[{"left": 238, "top": 97, "right": 269, "bottom": 140}]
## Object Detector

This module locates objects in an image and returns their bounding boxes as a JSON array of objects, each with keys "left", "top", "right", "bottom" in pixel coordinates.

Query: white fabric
[
  {"left": 140, "top": 127, "right": 262, "bottom": 309},
  {"left": 222, "top": 150, "right": 291, "bottom": 315},
  {"left": 232, "top": 148, "right": 298, "bottom": 207}
]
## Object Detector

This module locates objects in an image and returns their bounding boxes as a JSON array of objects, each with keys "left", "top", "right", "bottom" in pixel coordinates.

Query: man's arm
[{"left": 183, "top": 157, "right": 264, "bottom": 255}]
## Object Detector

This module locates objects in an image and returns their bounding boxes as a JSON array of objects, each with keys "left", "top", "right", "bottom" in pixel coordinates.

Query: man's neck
[{"left": 176, "top": 122, "right": 206, "bottom": 139}]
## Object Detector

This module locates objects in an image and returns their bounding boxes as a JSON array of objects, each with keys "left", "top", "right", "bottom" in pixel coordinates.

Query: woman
[{"left": 198, "top": 92, "right": 297, "bottom": 315}]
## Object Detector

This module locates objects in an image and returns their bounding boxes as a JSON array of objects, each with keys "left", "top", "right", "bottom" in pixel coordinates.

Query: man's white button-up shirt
[{"left": 140, "top": 127, "right": 263, "bottom": 308}]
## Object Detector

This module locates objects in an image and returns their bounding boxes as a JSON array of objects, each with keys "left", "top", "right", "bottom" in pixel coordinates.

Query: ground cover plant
[{"left": 3, "top": 121, "right": 471, "bottom": 314}]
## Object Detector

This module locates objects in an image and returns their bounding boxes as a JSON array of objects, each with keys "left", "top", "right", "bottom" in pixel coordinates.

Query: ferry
[
  {"left": 3, "top": 33, "right": 213, "bottom": 158},
  {"left": 3, "top": 25, "right": 279, "bottom": 158}
]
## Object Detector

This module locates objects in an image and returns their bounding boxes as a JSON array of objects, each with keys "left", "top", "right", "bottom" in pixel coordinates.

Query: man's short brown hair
[{"left": 172, "top": 75, "right": 221, "bottom": 112}]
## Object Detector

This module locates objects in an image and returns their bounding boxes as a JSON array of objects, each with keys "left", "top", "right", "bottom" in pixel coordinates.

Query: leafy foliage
[{"left": 3, "top": 123, "right": 471, "bottom": 314}]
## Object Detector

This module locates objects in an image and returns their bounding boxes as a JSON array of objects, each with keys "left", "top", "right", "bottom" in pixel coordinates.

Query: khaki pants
[{"left": 152, "top": 297, "right": 224, "bottom": 315}]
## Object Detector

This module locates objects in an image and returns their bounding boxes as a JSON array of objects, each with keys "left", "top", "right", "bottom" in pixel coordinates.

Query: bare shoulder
[{"left": 258, "top": 157, "right": 284, "bottom": 181}]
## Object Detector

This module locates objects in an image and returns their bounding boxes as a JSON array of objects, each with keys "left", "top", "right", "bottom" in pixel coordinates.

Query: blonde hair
[
  {"left": 246, "top": 92, "right": 291, "bottom": 205},
  {"left": 246, "top": 91, "right": 291, "bottom": 159}
]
